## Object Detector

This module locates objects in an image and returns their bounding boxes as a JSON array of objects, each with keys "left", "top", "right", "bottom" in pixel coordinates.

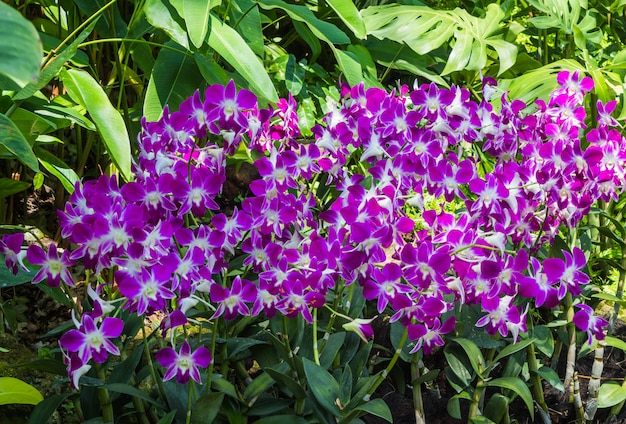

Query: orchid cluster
[{"left": 0, "top": 72, "right": 618, "bottom": 389}]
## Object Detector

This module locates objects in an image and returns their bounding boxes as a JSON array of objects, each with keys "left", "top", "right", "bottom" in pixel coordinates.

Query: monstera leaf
[
  {"left": 362, "top": 3, "right": 517, "bottom": 76},
  {"left": 527, "top": 0, "right": 602, "bottom": 49}
]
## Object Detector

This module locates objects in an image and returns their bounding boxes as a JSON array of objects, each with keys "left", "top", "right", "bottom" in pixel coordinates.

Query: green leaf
[
  {"left": 243, "top": 371, "right": 275, "bottom": 402},
  {"left": 144, "top": 43, "right": 205, "bottom": 122},
  {"left": 157, "top": 411, "right": 177, "bottom": 424},
  {"left": 499, "top": 59, "right": 585, "bottom": 106},
  {"left": 450, "top": 338, "right": 485, "bottom": 376},
  {"left": 0, "top": 3, "right": 42, "bottom": 88},
  {"left": 325, "top": 0, "right": 366, "bottom": 39},
  {"left": 533, "top": 366, "right": 564, "bottom": 392},
  {"left": 145, "top": 0, "right": 189, "bottom": 49},
  {"left": 14, "top": 19, "right": 98, "bottom": 101},
  {"left": 0, "top": 377, "right": 43, "bottom": 405},
  {"left": 533, "top": 325, "right": 555, "bottom": 357},
  {"left": 191, "top": 392, "right": 224, "bottom": 424},
  {"left": 60, "top": 69, "right": 131, "bottom": 181},
  {"left": 484, "top": 392, "right": 509, "bottom": 424},
  {"left": 302, "top": 358, "right": 341, "bottom": 417},
  {"left": 253, "top": 416, "right": 309, "bottom": 424},
  {"left": 0, "top": 261, "right": 35, "bottom": 287},
  {"left": 27, "top": 392, "right": 73, "bottom": 424},
  {"left": 0, "top": 178, "right": 30, "bottom": 199},
  {"left": 362, "top": 3, "right": 515, "bottom": 75},
  {"left": 598, "top": 381, "right": 626, "bottom": 408},
  {"left": 0, "top": 114, "right": 39, "bottom": 172},
  {"left": 184, "top": 0, "right": 213, "bottom": 48},
  {"left": 491, "top": 338, "right": 535, "bottom": 367},
  {"left": 102, "top": 383, "right": 164, "bottom": 408},
  {"left": 257, "top": 0, "right": 350, "bottom": 45},
  {"left": 35, "top": 147, "right": 79, "bottom": 194},
  {"left": 484, "top": 377, "right": 534, "bottom": 421},
  {"left": 353, "top": 398, "right": 392, "bottom": 422},
  {"left": 604, "top": 336, "right": 626, "bottom": 352},
  {"left": 207, "top": 14, "right": 278, "bottom": 103},
  {"left": 265, "top": 365, "right": 306, "bottom": 399},
  {"left": 320, "top": 332, "right": 346, "bottom": 370},
  {"left": 16, "top": 359, "right": 67, "bottom": 376}
]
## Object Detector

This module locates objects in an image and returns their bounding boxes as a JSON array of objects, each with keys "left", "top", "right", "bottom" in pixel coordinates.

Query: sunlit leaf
[
  {"left": 484, "top": 377, "right": 534, "bottom": 421},
  {"left": 183, "top": 0, "right": 213, "bottom": 48},
  {"left": 207, "top": 14, "right": 278, "bottom": 103},
  {"left": 362, "top": 3, "right": 516, "bottom": 75},
  {"left": 0, "top": 2, "right": 42, "bottom": 88},
  {"left": 326, "top": 0, "right": 366, "bottom": 39},
  {"left": 0, "top": 377, "right": 43, "bottom": 405},
  {"left": 598, "top": 382, "right": 626, "bottom": 408},
  {"left": 14, "top": 20, "right": 98, "bottom": 101},
  {"left": 60, "top": 68, "right": 131, "bottom": 181},
  {"left": 143, "top": 42, "right": 204, "bottom": 121},
  {"left": 0, "top": 113, "right": 39, "bottom": 172}
]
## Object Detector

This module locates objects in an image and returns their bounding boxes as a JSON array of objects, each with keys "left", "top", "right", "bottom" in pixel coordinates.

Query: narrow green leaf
[
  {"left": 190, "top": 392, "right": 224, "bottom": 424},
  {"left": 353, "top": 398, "right": 392, "bottom": 423},
  {"left": 492, "top": 338, "right": 535, "bottom": 366},
  {"left": 145, "top": 0, "right": 189, "bottom": 49},
  {"left": 0, "top": 377, "right": 43, "bottom": 405},
  {"left": 157, "top": 411, "right": 177, "bottom": 424},
  {"left": 484, "top": 377, "right": 534, "bottom": 421},
  {"left": 292, "top": 21, "right": 321, "bottom": 62},
  {"left": 320, "top": 332, "right": 346, "bottom": 370},
  {"left": 0, "top": 113, "right": 39, "bottom": 172},
  {"left": 0, "top": 2, "right": 42, "bottom": 88},
  {"left": 533, "top": 366, "right": 564, "bottom": 392},
  {"left": 16, "top": 359, "right": 67, "bottom": 376},
  {"left": 144, "top": 42, "right": 204, "bottom": 121},
  {"left": 257, "top": 0, "right": 350, "bottom": 45},
  {"left": 243, "top": 371, "right": 275, "bottom": 402},
  {"left": 302, "top": 358, "right": 341, "bottom": 417},
  {"left": 339, "top": 366, "right": 352, "bottom": 407},
  {"left": 60, "top": 68, "right": 131, "bottom": 181},
  {"left": 208, "top": 14, "right": 278, "bottom": 103},
  {"left": 532, "top": 325, "right": 555, "bottom": 357},
  {"left": 605, "top": 336, "right": 626, "bottom": 352},
  {"left": 184, "top": 0, "right": 212, "bottom": 48},
  {"left": 0, "top": 178, "right": 30, "bottom": 199},
  {"left": 27, "top": 392, "right": 73, "bottom": 424},
  {"left": 35, "top": 146, "right": 79, "bottom": 194},
  {"left": 14, "top": 19, "right": 98, "bottom": 101},
  {"left": 598, "top": 382, "right": 626, "bottom": 408},
  {"left": 326, "top": 0, "right": 366, "bottom": 39},
  {"left": 265, "top": 366, "right": 306, "bottom": 399},
  {"left": 450, "top": 338, "right": 485, "bottom": 377},
  {"left": 254, "top": 416, "right": 309, "bottom": 424},
  {"left": 102, "top": 383, "right": 164, "bottom": 408}
]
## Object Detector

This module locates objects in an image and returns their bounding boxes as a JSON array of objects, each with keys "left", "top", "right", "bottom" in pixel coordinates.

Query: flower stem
[
  {"left": 95, "top": 363, "right": 114, "bottom": 423},
  {"left": 411, "top": 353, "right": 425, "bottom": 424},
  {"left": 312, "top": 308, "right": 320, "bottom": 365},
  {"left": 526, "top": 341, "right": 548, "bottom": 415}
]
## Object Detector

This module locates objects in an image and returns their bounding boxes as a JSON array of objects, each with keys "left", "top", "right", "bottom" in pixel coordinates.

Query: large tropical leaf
[
  {"left": 498, "top": 59, "right": 585, "bottom": 107},
  {"left": 207, "top": 13, "right": 278, "bottom": 103},
  {"left": 362, "top": 3, "right": 517, "bottom": 75},
  {"left": 257, "top": 0, "right": 350, "bottom": 46},
  {"left": 60, "top": 68, "right": 132, "bottom": 181},
  {"left": 143, "top": 42, "right": 205, "bottom": 121},
  {"left": 528, "top": 0, "right": 602, "bottom": 48},
  {"left": 326, "top": 0, "right": 366, "bottom": 39},
  {"left": 0, "top": 2, "right": 42, "bottom": 89}
]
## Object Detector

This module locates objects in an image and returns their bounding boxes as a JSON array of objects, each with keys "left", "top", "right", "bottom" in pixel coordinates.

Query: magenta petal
[
  {"left": 192, "top": 346, "right": 212, "bottom": 368},
  {"left": 60, "top": 330, "right": 85, "bottom": 351},
  {"left": 101, "top": 317, "right": 124, "bottom": 338},
  {"left": 155, "top": 347, "right": 178, "bottom": 367},
  {"left": 26, "top": 245, "right": 47, "bottom": 265}
]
